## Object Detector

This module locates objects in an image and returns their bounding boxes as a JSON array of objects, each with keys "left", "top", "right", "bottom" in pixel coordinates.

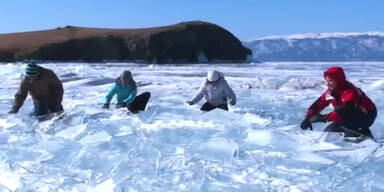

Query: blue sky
[{"left": 1, "top": 0, "right": 383, "bottom": 40}]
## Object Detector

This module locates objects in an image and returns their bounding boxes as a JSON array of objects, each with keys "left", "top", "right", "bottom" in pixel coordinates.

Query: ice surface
[{"left": 0, "top": 62, "right": 383, "bottom": 191}]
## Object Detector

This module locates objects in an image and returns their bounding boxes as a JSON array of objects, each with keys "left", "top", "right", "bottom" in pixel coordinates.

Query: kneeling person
[
  {"left": 9, "top": 62, "right": 64, "bottom": 116},
  {"left": 187, "top": 70, "right": 236, "bottom": 111},
  {"left": 300, "top": 66, "right": 377, "bottom": 139},
  {"left": 103, "top": 70, "right": 150, "bottom": 114}
]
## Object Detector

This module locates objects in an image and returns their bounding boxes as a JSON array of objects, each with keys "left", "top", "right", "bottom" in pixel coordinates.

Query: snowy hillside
[{"left": 244, "top": 32, "right": 384, "bottom": 61}]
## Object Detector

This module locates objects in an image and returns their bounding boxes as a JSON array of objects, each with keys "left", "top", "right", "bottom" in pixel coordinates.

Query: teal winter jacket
[{"left": 104, "top": 79, "right": 137, "bottom": 105}]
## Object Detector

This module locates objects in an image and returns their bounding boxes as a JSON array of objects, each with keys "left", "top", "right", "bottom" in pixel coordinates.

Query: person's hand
[
  {"left": 102, "top": 103, "right": 109, "bottom": 109},
  {"left": 309, "top": 114, "right": 327, "bottom": 123},
  {"left": 300, "top": 117, "right": 311, "bottom": 130},
  {"left": 300, "top": 114, "right": 327, "bottom": 130},
  {"left": 8, "top": 109, "right": 17, "bottom": 114},
  {"left": 229, "top": 100, "right": 236, "bottom": 106},
  {"left": 116, "top": 102, "right": 127, "bottom": 108},
  {"left": 186, "top": 101, "right": 194, "bottom": 105}
]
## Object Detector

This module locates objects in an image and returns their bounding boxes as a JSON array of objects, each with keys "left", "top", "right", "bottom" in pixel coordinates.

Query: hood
[
  {"left": 120, "top": 70, "right": 132, "bottom": 80},
  {"left": 207, "top": 70, "right": 225, "bottom": 82},
  {"left": 207, "top": 70, "right": 220, "bottom": 81},
  {"left": 323, "top": 66, "right": 346, "bottom": 86},
  {"left": 115, "top": 70, "right": 137, "bottom": 90}
]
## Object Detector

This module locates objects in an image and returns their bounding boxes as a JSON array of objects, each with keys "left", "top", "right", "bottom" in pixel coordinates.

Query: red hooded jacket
[{"left": 307, "top": 67, "right": 376, "bottom": 122}]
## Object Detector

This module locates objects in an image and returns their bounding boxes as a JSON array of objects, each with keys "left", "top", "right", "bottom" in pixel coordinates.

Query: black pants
[
  {"left": 324, "top": 107, "right": 377, "bottom": 138},
  {"left": 127, "top": 92, "right": 151, "bottom": 114},
  {"left": 200, "top": 102, "right": 228, "bottom": 112},
  {"left": 33, "top": 102, "right": 64, "bottom": 116}
]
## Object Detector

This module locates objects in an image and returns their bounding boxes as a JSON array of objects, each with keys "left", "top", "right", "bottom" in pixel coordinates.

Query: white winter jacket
[{"left": 190, "top": 73, "right": 236, "bottom": 106}]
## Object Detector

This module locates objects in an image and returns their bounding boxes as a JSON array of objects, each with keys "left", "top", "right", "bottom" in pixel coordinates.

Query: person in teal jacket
[{"left": 103, "top": 70, "right": 150, "bottom": 113}]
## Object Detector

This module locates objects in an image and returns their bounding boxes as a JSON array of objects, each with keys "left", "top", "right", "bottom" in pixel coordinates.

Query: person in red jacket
[{"left": 300, "top": 66, "right": 377, "bottom": 139}]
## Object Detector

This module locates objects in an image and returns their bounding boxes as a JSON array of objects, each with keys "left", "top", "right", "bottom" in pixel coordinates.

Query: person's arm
[
  {"left": 11, "top": 77, "right": 29, "bottom": 113},
  {"left": 300, "top": 90, "right": 332, "bottom": 130},
  {"left": 188, "top": 81, "right": 206, "bottom": 105},
  {"left": 327, "top": 89, "right": 357, "bottom": 122},
  {"left": 104, "top": 84, "right": 117, "bottom": 105},
  {"left": 223, "top": 80, "right": 236, "bottom": 105},
  {"left": 123, "top": 86, "right": 137, "bottom": 105},
  {"left": 49, "top": 70, "right": 64, "bottom": 104},
  {"left": 306, "top": 90, "right": 332, "bottom": 117}
]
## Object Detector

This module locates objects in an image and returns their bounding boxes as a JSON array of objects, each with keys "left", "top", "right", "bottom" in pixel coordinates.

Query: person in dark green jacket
[{"left": 103, "top": 70, "right": 150, "bottom": 113}]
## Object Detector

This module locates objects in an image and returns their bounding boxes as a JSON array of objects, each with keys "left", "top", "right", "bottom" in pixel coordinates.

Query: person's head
[
  {"left": 323, "top": 66, "right": 346, "bottom": 91},
  {"left": 25, "top": 62, "right": 41, "bottom": 81},
  {"left": 120, "top": 70, "right": 133, "bottom": 85},
  {"left": 206, "top": 70, "right": 220, "bottom": 84}
]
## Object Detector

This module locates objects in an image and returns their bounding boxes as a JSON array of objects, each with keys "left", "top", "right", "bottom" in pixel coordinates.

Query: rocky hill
[{"left": 0, "top": 21, "right": 252, "bottom": 63}]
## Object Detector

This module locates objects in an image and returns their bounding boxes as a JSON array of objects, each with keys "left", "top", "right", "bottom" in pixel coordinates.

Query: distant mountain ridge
[{"left": 243, "top": 32, "right": 384, "bottom": 61}]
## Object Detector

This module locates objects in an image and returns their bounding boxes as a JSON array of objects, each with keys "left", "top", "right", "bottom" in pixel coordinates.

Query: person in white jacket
[{"left": 187, "top": 70, "right": 236, "bottom": 111}]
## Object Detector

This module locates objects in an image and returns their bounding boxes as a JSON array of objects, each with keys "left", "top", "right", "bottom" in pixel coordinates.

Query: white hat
[{"left": 207, "top": 70, "right": 220, "bottom": 81}]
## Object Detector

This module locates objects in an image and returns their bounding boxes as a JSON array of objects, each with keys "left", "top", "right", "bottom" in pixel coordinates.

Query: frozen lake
[{"left": 0, "top": 62, "right": 383, "bottom": 191}]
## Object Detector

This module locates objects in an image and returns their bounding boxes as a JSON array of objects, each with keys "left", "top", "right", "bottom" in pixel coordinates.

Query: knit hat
[{"left": 25, "top": 62, "right": 41, "bottom": 78}]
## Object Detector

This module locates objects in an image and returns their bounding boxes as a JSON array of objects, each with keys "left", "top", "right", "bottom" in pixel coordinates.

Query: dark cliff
[{"left": 0, "top": 21, "right": 252, "bottom": 63}]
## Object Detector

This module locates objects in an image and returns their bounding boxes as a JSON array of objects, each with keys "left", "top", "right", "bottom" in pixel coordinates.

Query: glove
[
  {"left": 186, "top": 101, "right": 194, "bottom": 105},
  {"left": 229, "top": 100, "right": 236, "bottom": 106},
  {"left": 300, "top": 117, "right": 311, "bottom": 130},
  {"left": 309, "top": 114, "right": 327, "bottom": 123},
  {"left": 8, "top": 109, "right": 18, "bottom": 114},
  {"left": 102, "top": 103, "right": 109, "bottom": 109},
  {"left": 300, "top": 114, "right": 327, "bottom": 130},
  {"left": 116, "top": 102, "right": 127, "bottom": 108}
]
